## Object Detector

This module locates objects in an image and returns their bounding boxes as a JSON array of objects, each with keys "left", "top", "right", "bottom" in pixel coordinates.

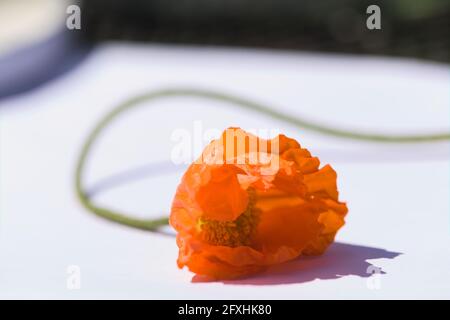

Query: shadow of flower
[{"left": 192, "top": 242, "right": 401, "bottom": 285}]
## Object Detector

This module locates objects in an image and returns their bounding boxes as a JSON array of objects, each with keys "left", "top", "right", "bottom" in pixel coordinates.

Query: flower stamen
[{"left": 198, "top": 188, "right": 258, "bottom": 247}]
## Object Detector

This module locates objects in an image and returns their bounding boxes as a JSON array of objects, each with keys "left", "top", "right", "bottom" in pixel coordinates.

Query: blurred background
[
  {"left": 0, "top": 0, "right": 448, "bottom": 98},
  {"left": 0, "top": 0, "right": 449, "bottom": 298}
]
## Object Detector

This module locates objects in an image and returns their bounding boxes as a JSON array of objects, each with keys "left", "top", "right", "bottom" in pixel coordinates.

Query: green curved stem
[{"left": 75, "top": 88, "right": 450, "bottom": 231}]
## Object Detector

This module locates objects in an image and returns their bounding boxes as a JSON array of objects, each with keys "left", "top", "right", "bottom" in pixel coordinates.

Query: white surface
[{"left": 0, "top": 43, "right": 449, "bottom": 299}]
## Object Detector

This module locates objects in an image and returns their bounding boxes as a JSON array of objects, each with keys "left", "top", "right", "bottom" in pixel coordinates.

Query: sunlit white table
[{"left": 0, "top": 43, "right": 449, "bottom": 299}]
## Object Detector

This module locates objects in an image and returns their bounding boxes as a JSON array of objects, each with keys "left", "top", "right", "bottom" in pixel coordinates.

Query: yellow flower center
[{"left": 198, "top": 189, "right": 258, "bottom": 247}]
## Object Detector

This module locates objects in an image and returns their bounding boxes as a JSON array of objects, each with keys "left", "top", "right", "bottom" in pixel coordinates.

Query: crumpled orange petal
[
  {"left": 170, "top": 128, "right": 348, "bottom": 279},
  {"left": 195, "top": 165, "right": 249, "bottom": 221}
]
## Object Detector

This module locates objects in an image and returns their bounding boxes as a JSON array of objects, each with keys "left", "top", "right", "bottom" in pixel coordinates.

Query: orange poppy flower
[{"left": 170, "top": 128, "right": 348, "bottom": 279}]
